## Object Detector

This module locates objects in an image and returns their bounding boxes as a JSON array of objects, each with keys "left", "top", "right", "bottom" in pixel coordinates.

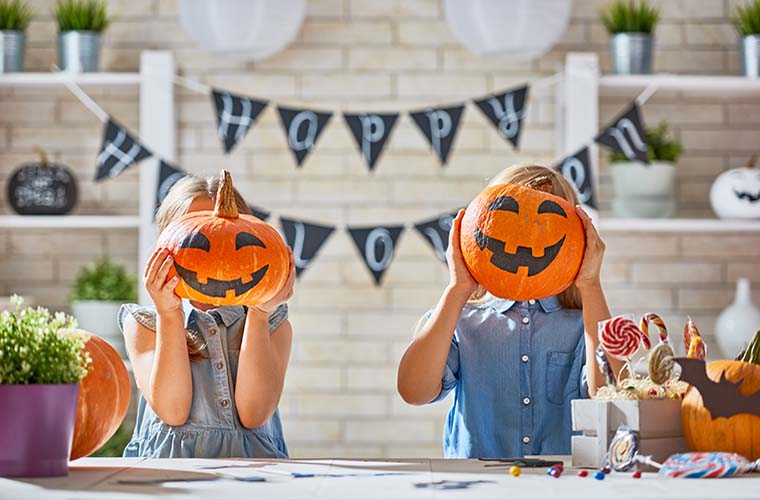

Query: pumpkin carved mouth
[
  {"left": 734, "top": 189, "right": 760, "bottom": 203},
  {"left": 474, "top": 227, "right": 565, "bottom": 276},
  {"left": 174, "top": 262, "right": 269, "bottom": 298}
]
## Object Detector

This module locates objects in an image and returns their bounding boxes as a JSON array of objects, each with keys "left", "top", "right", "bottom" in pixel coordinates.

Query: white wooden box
[{"left": 571, "top": 399, "right": 686, "bottom": 468}]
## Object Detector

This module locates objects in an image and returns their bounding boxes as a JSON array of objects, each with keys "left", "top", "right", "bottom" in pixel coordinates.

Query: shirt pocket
[{"left": 545, "top": 351, "right": 579, "bottom": 405}]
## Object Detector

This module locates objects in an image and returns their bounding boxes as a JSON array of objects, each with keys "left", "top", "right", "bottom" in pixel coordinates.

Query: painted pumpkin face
[
  {"left": 158, "top": 170, "right": 289, "bottom": 306},
  {"left": 460, "top": 183, "right": 585, "bottom": 301},
  {"left": 710, "top": 166, "right": 760, "bottom": 220}
]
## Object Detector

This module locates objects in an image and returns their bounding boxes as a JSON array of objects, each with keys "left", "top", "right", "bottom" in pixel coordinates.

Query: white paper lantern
[
  {"left": 444, "top": 0, "right": 572, "bottom": 60},
  {"left": 178, "top": 0, "right": 306, "bottom": 61}
]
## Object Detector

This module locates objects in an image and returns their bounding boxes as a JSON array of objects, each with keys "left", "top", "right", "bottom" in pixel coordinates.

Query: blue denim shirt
[
  {"left": 117, "top": 301, "right": 289, "bottom": 459},
  {"left": 430, "top": 295, "right": 588, "bottom": 458}
]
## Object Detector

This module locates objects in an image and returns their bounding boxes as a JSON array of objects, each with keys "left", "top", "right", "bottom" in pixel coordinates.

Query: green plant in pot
[
  {"left": 0, "top": 296, "right": 91, "bottom": 477},
  {"left": 736, "top": 0, "right": 760, "bottom": 77},
  {"left": 0, "top": 0, "right": 32, "bottom": 73},
  {"left": 69, "top": 258, "right": 136, "bottom": 358},
  {"left": 55, "top": 0, "right": 109, "bottom": 73},
  {"left": 609, "top": 121, "right": 683, "bottom": 218},
  {"left": 601, "top": 0, "right": 660, "bottom": 74}
]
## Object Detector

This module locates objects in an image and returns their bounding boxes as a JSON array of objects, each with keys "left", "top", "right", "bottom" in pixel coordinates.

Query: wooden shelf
[
  {"left": 598, "top": 217, "right": 760, "bottom": 232},
  {"left": 0, "top": 215, "right": 139, "bottom": 229},
  {"left": 0, "top": 72, "right": 141, "bottom": 87},
  {"left": 599, "top": 74, "right": 760, "bottom": 95}
]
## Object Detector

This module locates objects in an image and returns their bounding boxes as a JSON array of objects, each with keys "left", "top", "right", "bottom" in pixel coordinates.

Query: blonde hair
[
  {"left": 468, "top": 164, "right": 583, "bottom": 310},
  {"left": 155, "top": 174, "right": 252, "bottom": 360}
]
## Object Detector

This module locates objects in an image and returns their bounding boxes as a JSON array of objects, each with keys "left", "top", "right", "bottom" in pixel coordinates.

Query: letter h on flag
[
  {"left": 95, "top": 118, "right": 152, "bottom": 181},
  {"left": 212, "top": 89, "right": 268, "bottom": 154}
]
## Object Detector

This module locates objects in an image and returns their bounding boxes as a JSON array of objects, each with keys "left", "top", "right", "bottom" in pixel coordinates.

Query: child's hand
[
  {"left": 252, "top": 247, "right": 295, "bottom": 314},
  {"left": 447, "top": 209, "right": 479, "bottom": 298},
  {"left": 145, "top": 248, "right": 182, "bottom": 315},
  {"left": 574, "top": 206, "right": 605, "bottom": 291}
]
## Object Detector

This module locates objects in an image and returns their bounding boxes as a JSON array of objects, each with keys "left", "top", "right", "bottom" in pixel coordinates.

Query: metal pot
[
  {"left": 0, "top": 30, "right": 25, "bottom": 73},
  {"left": 58, "top": 31, "right": 101, "bottom": 72},
  {"left": 609, "top": 33, "right": 653, "bottom": 75},
  {"left": 741, "top": 35, "right": 760, "bottom": 78}
]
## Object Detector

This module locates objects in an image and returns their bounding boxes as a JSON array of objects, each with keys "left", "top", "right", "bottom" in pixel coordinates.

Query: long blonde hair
[
  {"left": 468, "top": 164, "right": 583, "bottom": 310},
  {"left": 156, "top": 174, "right": 251, "bottom": 359}
]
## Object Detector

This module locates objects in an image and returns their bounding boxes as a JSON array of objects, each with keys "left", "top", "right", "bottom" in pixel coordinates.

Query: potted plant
[
  {"left": 736, "top": 0, "right": 760, "bottom": 77},
  {"left": 55, "top": 0, "right": 109, "bottom": 73},
  {"left": 609, "top": 122, "right": 683, "bottom": 218},
  {"left": 0, "top": 0, "right": 31, "bottom": 73},
  {"left": 0, "top": 296, "right": 91, "bottom": 477},
  {"left": 69, "top": 258, "right": 136, "bottom": 358},
  {"left": 601, "top": 0, "right": 660, "bottom": 74}
]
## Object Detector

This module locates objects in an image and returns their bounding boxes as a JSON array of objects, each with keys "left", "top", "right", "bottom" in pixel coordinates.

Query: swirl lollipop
[
  {"left": 648, "top": 343, "right": 675, "bottom": 384},
  {"left": 599, "top": 316, "right": 648, "bottom": 360},
  {"left": 659, "top": 452, "right": 760, "bottom": 479},
  {"left": 607, "top": 427, "right": 639, "bottom": 472}
]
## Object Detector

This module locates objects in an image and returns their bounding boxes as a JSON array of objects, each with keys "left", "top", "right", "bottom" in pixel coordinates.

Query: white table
[{"left": 2, "top": 457, "right": 758, "bottom": 499}]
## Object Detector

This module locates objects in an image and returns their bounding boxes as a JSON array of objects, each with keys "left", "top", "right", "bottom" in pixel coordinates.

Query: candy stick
[
  {"left": 687, "top": 336, "right": 707, "bottom": 361},
  {"left": 640, "top": 312, "right": 667, "bottom": 346}
]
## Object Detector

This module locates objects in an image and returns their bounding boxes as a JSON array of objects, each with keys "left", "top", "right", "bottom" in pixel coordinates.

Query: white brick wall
[{"left": 1, "top": 0, "right": 759, "bottom": 458}]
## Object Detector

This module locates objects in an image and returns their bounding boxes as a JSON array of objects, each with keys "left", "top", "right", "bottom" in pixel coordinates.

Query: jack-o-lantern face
[
  {"left": 158, "top": 170, "right": 289, "bottom": 307},
  {"left": 460, "top": 183, "right": 585, "bottom": 301},
  {"left": 710, "top": 165, "right": 760, "bottom": 220}
]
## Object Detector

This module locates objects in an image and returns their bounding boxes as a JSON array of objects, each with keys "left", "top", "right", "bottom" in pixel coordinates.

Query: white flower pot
[
  {"left": 70, "top": 301, "right": 125, "bottom": 358},
  {"left": 610, "top": 161, "right": 675, "bottom": 218}
]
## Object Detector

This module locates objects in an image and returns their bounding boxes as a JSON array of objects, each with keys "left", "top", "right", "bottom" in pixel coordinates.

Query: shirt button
[
  {"left": 210, "top": 328, "right": 217, "bottom": 336},
  {"left": 522, "top": 317, "right": 530, "bottom": 324},
  {"left": 216, "top": 361, "right": 223, "bottom": 370},
  {"left": 522, "top": 436, "right": 530, "bottom": 444},
  {"left": 220, "top": 399, "right": 228, "bottom": 408},
  {"left": 521, "top": 355, "right": 529, "bottom": 363},
  {"left": 529, "top": 299, "right": 536, "bottom": 305},
  {"left": 523, "top": 397, "right": 531, "bottom": 405}
]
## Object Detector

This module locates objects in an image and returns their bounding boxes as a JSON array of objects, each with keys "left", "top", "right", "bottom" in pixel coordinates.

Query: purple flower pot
[{"left": 0, "top": 384, "right": 79, "bottom": 477}]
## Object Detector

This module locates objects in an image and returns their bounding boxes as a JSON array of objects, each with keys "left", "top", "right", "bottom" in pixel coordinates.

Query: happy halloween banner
[{"left": 74, "top": 72, "right": 650, "bottom": 285}]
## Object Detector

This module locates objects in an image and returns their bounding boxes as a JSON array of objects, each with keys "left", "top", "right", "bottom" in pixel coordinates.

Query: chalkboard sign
[{"left": 7, "top": 157, "right": 78, "bottom": 215}]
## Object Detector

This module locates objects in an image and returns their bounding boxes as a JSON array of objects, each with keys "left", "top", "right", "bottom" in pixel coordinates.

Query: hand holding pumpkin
[
  {"left": 252, "top": 247, "right": 296, "bottom": 314},
  {"left": 447, "top": 209, "right": 479, "bottom": 298},
  {"left": 573, "top": 206, "right": 606, "bottom": 291},
  {"left": 145, "top": 247, "right": 182, "bottom": 315}
]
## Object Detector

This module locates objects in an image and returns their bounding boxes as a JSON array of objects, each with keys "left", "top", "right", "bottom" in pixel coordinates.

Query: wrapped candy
[
  {"left": 659, "top": 452, "right": 760, "bottom": 479},
  {"left": 684, "top": 317, "right": 707, "bottom": 361},
  {"left": 648, "top": 342, "right": 676, "bottom": 385},
  {"left": 595, "top": 345, "right": 615, "bottom": 386},
  {"left": 606, "top": 427, "right": 639, "bottom": 472}
]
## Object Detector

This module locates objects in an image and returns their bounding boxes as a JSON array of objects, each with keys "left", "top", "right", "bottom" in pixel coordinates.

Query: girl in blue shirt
[{"left": 397, "top": 165, "right": 624, "bottom": 458}]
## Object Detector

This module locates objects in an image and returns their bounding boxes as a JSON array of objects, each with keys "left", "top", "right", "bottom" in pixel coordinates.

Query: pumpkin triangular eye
[
  {"left": 537, "top": 200, "right": 567, "bottom": 218},
  {"left": 236, "top": 232, "right": 266, "bottom": 250},
  {"left": 179, "top": 231, "right": 211, "bottom": 252},
  {"left": 487, "top": 196, "right": 519, "bottom": 213}
]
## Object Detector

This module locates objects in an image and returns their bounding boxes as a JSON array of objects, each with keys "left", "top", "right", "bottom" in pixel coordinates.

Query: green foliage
[
  {"left": 600, "top": 0, "right": 660, "bottom": 34},
  {"left": 610, "top": 122, "right": 684, "bottom": 163},
  {"left": 0, "top": 0, "right": 32, "bottom": 31},
  {"left": 736, "top": 0, "right": 760, "bottom": 36},
  {"left": 69, "top": 259, "right": 137, "bottom": 302},
  {"left": 90, "top": 422, "right": 133, "bottom": 457},
  {"left": 55, "top": 0, "right": 109, "bottom": 32},
  {"left": 0, "top": 296, "right": 91, "bottom": 384}
]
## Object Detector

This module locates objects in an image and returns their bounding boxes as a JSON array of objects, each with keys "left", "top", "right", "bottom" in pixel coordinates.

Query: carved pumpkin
[
  {"left": 70, "top": 331, "right": 130, "bottom": 460},
  {"left": 158, "top": 170, "right": 289, "bottom": 306},
  {"left": 460, "top": 183, "right": 585, "bottom": 300}
]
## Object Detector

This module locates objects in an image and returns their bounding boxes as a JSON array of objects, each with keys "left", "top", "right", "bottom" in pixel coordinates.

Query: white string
[
  {"left": 174, "top": 74, "right": 212, "bottom": 95},
  {"left": 635, "top": 83, "right": 658, "bottom": 106},
  {"left": 531, "top": 72, "right": 564, "bottom": 92},
  {"left": 52, "top": 66, "right": 108, "bottom": 122}
]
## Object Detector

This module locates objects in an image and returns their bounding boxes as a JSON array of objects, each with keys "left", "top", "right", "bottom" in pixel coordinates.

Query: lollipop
[
  {"left": 599, "top": 316, "right": 648, "bottom": 360},
  {"left": 688, "top": 336, "right": 707, "bottom": 361},
  {"left": 640, "top": 312, "right": 667, "bottom": 347},
  {"left": 607, "top": 427, "right": 639, "bottom": 472},
  {"left": 595, "top": 345, "right": 615, "bottom": 386},
  {"left": 659, "top": 452, "right": 760, "bottom": 479},
  {"left": 648, "top": 342, "right": 676, "bottom": 384}
]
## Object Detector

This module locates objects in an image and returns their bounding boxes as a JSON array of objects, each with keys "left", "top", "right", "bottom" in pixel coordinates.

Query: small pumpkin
[
  {"left": 70, "top": 331, "right": 130, "bottom": 460},
  {"left": 158, "top": 170, "right": 289, "bottom": 306},
  {"left": 7, "top": 148, "right": 78, "bottom": 215},
  {"left": 460, "top": 182, "right": 585, "bottom": 300},
  {"left": 709, "top": 156, "right": 760, "bottom": 220},
  {"left": 681, "top": 330, "right": 760, "bottom": 460}
]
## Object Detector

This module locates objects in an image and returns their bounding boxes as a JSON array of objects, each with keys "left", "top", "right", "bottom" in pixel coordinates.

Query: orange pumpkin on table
[
  {"left": 70, "top": 331, "right": 130, "bottom": 460},
  {"left": 158, "top": 170, "right": 290, "bottom": 307},
  {"left": 460, "top": 182, "right": 585, "bottom": 301}
]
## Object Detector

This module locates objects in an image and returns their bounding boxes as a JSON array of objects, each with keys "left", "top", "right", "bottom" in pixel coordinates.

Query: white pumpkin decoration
[{"left": 710, "top": 164, "right": 760, "bottom": 219}]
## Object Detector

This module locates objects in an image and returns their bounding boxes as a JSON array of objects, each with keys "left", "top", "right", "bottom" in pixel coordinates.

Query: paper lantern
[
  {"left": 444, "top": 0, "right": 571, "bottom": 60},
  {"left": 178, "top": 0, "right": 306, "bottom": 62}
]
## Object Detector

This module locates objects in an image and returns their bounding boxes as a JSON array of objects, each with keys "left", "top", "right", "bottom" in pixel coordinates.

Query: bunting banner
[
  {"left": 277, "top": 106, "right": 333, "bottom": 167},
  {"left": 414, "top": 212, "right": 457, "bottom": 263},
  {"left": 343, "top": 112, "right": 399, "bottom": 171},
  {"left": 410, "top": 104, "right": 465, "bottom": 165},
  {"left": 95, "top": 118, "right": 152, "bottom": 181},
  {"left": 249, "top": 205, "right": 271, "bottom": 221},
  {"left": 554, "top": 146, "right": 597, "bottom": 209},
  {"left": 155, "top": 160, "right": 187, "bottom": 210},
  {"left": 212, "top": 89, "right": 268, "bottom": 154},
  {"left": 473, "top": 85, "right": 529, "bottom": 150},
  {"left": 280, "top": 218, "right": 336, "bottom": 278},
  {"left": 595, "top": 103, "right": 649, "bottom": 164},
  {"left": 348, "top": 225, "right": 405, "bottom": 285}
]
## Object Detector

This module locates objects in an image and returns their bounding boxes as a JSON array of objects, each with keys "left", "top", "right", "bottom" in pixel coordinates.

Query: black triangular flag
[
  {"left": 595, "top": 103, "right": 649, "bottom": 164},
  {"left": 95, "top": 118, "right": 152, "bottom": 181},
  {"left": 554, "top": 147, "right": 597, "bottom": 209},
  {"left": 155, "top": 160, "right": 187, "bottom": 210},
  {"left": 347, "top": 225, "right": 404, "bottom": 285},
  {"left": 343, "top": 112, "right": 399, "bottom": 171},
  {"left": 409, "top": 104, "right": 465, "bottom": 165},
  {"left": 277, "top": 106, "right": 332, "bottom": 167},
  {"left": 249, "top": 205, "right": 271, "bottom": 221},
  {"left": 280, "top": 218, "right": 335, "bottom": 278},
  {"left": 414, "top": 212, "right": 457, "bottom": 263},
  {"left": 212, "top": 89, "right": 268, "bottom": 154},
  {"left": 473, "top": 85, "right": 529, "bottom": 149}
]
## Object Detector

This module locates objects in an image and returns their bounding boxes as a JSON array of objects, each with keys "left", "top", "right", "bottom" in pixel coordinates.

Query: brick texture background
[{"left": 1, "top": 0, "right": 759, "bottom": 457}]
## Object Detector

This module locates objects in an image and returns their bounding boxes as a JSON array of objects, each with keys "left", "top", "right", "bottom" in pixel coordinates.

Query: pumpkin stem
[
  {"left": 213, "top": 169, "right": 239, "bottom": 219},
  {"left": 33, "top": 146, "right": 48, "bottom": 166},
  {"left": 744, "top": 153, "right": 758, "bottom": 169},
  {"left": 525, "top": 174, "right": 554, "bottom": 193},
  {"left": 739, "top": 330, "right": 760, "bottom": 365}
]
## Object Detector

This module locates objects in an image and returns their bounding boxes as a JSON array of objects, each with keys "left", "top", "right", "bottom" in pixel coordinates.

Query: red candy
[
  {"left": 578, "top": 470, "right": 589, "bottom": 477},
  {"left": 601, "top": 466, "right": 611, "bottom": 474},
  {"left": 599, "top": 317, "right": 647, "bottom": 360},
  {"left": 632, "top": 471, "right": 642, "bottom": 479}
]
